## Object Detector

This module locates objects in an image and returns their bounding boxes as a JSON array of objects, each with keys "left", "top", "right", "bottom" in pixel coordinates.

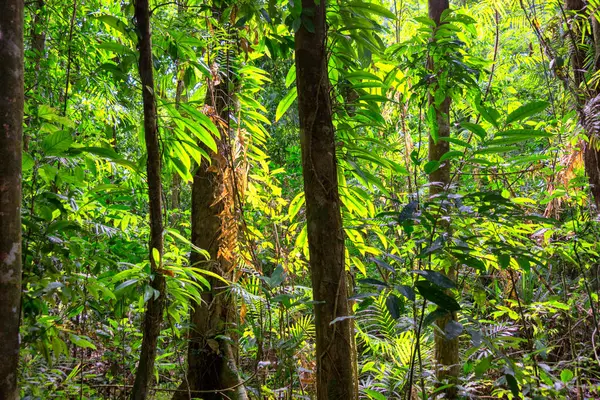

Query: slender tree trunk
[
  {"left": 0, "top": 1, "right": 24, "bottom": 398},
  {"left": 170, "top": 68, "right": 185, "bottom": 221},
  {"left": 295, "top": 1, "right": 358, "bottom": 398},
  {"left": 173, "top": 40, "right": 247, "bottom": 400},
  {"left": 428, "top": 0, "right": 460, "bottom": 397},
  {"left": 30, "top": 0, "right": 46, "bottom": 75},
  {"left": 130, "top": 0, "right": 166, "bottom": 398},
  {"left": 25, "top": 0, "right": 46, "bottom": 151}
]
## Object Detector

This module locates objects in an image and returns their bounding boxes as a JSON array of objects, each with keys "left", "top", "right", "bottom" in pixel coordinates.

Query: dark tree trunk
[
  {"left": 130, "top": 0, "right": 166, "bottom": 398},
  {"left": 170, "top": 68, "right": 185, "bottom": 222},
  {"left": 428, "top": 0, "right": 460, "bottom": 398},
  {"left": 174, "top": 142, "right": 247, "bottom": 400},
  {"left": 0, "top": 1, "right": 24, "bottom": 399},
  {"left": 173, "top": 46, "right": 247, "bottom": 400},
  {"left": 295, "top": 1, "right": 358, "bottom": 399},
  {"left": 565, "top": 0, "right": 600, "bottom": 207}
]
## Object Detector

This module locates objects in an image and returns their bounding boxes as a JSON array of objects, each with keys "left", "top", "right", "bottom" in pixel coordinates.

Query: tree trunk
[
  {"left": 170, "top": 67, "right": 185, "bottom": 223},
  {"left": 25, "top": 0, "right": 46, "bottom": 151},
  {"left": 295, "top": 1, "right": 358, "bottom": 399},
  {"left": 564, "top": 0, "right": 600, "bottom": 207},
  {"left": 428, "top": 0, "right": 460, "bottom": 398},
  {"left": 130, "top": 0, "right": 166, "bottom": 398},
  {"left": 0, "top": 1, "right": 24, "bottom": 399},
  {"left": 173, "top": 42, "right": 247, "bottom": 400}
]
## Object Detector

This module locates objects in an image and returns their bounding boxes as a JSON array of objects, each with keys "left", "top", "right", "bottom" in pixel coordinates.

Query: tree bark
[
  {"left": 173, "top": 39, "right": 247, "bottom": 400},
  {"left": 0, "top": 1, "right": 24, "bottom": 399},
  {"left": 428, "top": 1, "right": 460, "bottom": 398},
  {"left": 295, "top": 1, "right": 358, "bottom": 399},
  {"left": 130, "top": 0, "right": 166, "bottom": 398},
  {"left": 170, "top": 67, "right": 185, "bottom": 223},
  {"left": 25, "top": 0, "right": 46, "bottom": 151},
  {"left": 564, "top": 0, "right": 600, "bottom": 207}
]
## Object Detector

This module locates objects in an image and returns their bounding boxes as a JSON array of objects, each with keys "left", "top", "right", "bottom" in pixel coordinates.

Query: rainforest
[{"left": 1, "top": 0, "right": 600, "bottom": 399}]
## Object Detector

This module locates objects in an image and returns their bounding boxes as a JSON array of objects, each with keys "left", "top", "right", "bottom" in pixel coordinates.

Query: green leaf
[
  {"left": 344, "top": 70, "right": 382, "bottom": 82},
  {"left": 97, "top": 41, "right": 133, "bottom": 55},
  {"left": 287, "top": 191, "right": 305, "bottom": 221},
  {"left": 190, "top": 60, "right": 211, "bottom": 77},
  {"left": 76, "top": 146, "right": 119, "bottom": 158},
  {"left": 412, "top": 270, "right": 456, "bottom": 289},
  {"left": 180, "top": 103, "right": 221, "bottom": 138},
  {"left": 415, "top": 280, "right": 460, "bottom": 311},
  {"left": 560, "top": 369, "right": 574, "bottom": 382},
  {"left": 179, "top": 116, "right": 218, "bottom": 153},
  {"left": 170, "top": 156, "right": 192, "bottom": 181},
  {"left": 506, "top": 101, "right": 549, "bottom": 125},
  {"left": 424, "top": 160, "right": 440, "bottom": 174},
  {"left": 42, "top": 131, "right": 73, "bottom": 155},
  {"left": 476, "top": 103, "right": 499, "bottom": 128},
  {"left": 427, "top": 104, "right": 439, "bottom": 142},
  {"left": 440, "top": 151, "right": 463, "bottom": 162},
  {"left": 347, "top": 1, "right": 397, "bottom": 20},
  {"left": 475, "top": 356, "right": 492, "bottom": 377},
  {"left": 95, "top": 15, "right": 135, "bottom": 41},
  {"left": 474, "top": 145, "right": 519, "bottom": 155},
  {"left": 505, "top": 374, "right": 520, "bottom": 398},
  {"left": 423, "top": 308, "right": 450, "bottom": 327},
  {"left": 69, "top": 334, "right": 97, "bottom": 350},
  {"left": 346, "top": 159, "right": 391, "bottom": 196},
  {"left": 152, "top": 248, "right": 161, "bottom": 266},
  {"left": 455, "top": 254, "right": 486, "bottom": 271},
  {"left": 414, "top": 16, "right": 436, "bottom": 27},
  {"left": 47, "top": 220, "right": 81, "bottom": 234},
  {"left": 114, "top": 278, "right": 139, "bottom": 293},
  {"left": 517, "top": 257, "right": 530, "bottom": 272},
  {"left": 143, "top": 285, "right": 155, "bottom": 303},
  {"left": 495, "top": 129, "right": 552, "bottom": 138},
  {"left": 363, "top": 389, "right": 387, "bottom": 400},
  {"left": 445, "top": 320, "right": 463, "bottom": 340},
  {"left": 22, "top": 153, "right": 35, "bottom": 171},
  {"left": 395, "top": 284, "right": 415, "bottom": 301},
  {"left": 275, "top": 87, "right": 297, "bottom": 122},
  {"left": 461, "top": 121, "right": 486, "bottom": 140},
  {"left": 359, "top": 278, "right": 388, "bottom": 287},
  {"left": 38, "top": 104, "right": 56, "bottom": 120},
  {"left": 285, "top": 65, "right": 296, "bottom": 88},
  {"left": 52, "top": 336, "right": 67, "bottom": 358},
  {"left": 385, "top": 294, "right": 402, "bottom": 319},
  {"left": 358, "top": 94, "right": 390, "bottom": 103}
]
